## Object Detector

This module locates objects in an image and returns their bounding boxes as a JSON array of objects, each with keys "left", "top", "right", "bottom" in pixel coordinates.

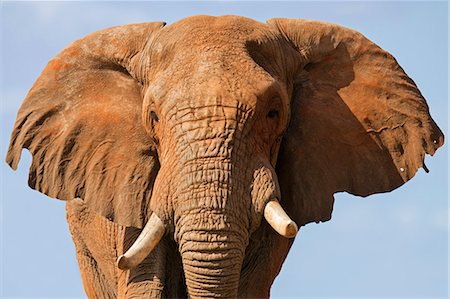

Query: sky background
[{"left": 0, "top": 1, "right": 448, "bottom": 298}]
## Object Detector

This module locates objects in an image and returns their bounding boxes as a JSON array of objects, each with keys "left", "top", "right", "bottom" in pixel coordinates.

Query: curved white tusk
[
  {"left": 117, "top": 213, "right": 165, "bottom": 270},
  {"left": 264, "top": 200, "right": 298, "bottom": 238}
]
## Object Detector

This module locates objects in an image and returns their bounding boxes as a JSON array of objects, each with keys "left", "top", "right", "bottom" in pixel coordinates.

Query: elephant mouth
[{"left": 117, "top": 196, "right": 297, "bottom": 270}]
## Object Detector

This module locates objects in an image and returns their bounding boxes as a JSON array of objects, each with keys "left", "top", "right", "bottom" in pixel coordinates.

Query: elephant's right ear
[
  {"left": 268, "top": 19, "right": 444, "bottom": 227},
  {"left": 6, "top": 22, "right": 165, "bottom": 228}
]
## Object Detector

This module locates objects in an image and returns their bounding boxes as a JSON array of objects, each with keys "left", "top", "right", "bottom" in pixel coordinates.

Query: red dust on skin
[{"left": 6, "top": 15, "right": 444, "bottom": 299}]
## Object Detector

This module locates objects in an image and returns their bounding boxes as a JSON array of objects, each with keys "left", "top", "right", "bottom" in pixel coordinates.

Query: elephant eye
[
  {"left": 267, "top": 109, "right": 279, "bottom": 119},
  {"left": 150, "top": 110, "right": 159, "bottom": 122}
]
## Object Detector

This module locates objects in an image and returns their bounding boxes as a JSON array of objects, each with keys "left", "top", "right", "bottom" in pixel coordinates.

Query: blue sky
[{"left": 1, "top": 1, "right": 448, "bottom": 298}]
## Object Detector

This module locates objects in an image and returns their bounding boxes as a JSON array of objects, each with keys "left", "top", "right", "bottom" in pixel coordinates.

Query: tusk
[
  {"left": 117, "top": 213, "right": 165, "bottom": 270},
  {"left": 264, "top": 200, "right": 298, "bottom": 238}
]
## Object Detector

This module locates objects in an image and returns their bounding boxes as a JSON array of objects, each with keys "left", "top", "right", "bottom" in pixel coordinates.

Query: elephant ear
[
  {"left": 268, "top": 19, "right": 444, "bottom": 227},
  {"left": 6, "top": 22, "right": 166, "bottom": 228}
]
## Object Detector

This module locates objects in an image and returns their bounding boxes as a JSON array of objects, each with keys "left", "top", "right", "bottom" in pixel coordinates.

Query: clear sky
[{"left": 1, "top": 1, "right": 448, "bottom": 298}]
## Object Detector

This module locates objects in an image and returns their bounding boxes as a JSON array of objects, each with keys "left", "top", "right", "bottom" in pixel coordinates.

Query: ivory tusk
[
  {"left": 116, "top": 213, "right": 165, "bottom": 270},
  {"left": 264, "top": 200, "right": 298, "bottom": 238}
]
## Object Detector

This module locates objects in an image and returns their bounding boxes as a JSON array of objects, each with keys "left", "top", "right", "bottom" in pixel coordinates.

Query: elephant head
[{"left": 6, "top": 15, "right": 443, "bottom": 298}]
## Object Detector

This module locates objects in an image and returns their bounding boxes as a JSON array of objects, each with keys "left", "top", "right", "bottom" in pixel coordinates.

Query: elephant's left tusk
[
  {"left": 264, "top": 200, "right": 298, "bottom": 238},
  {"left": 117, "top": 213, "right": 165, "bottom": 270}
]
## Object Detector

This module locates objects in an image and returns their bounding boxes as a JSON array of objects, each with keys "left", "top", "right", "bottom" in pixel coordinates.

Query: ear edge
[
  {"left": 6, "top": 22, "right": 165, "bottom": 228},
  {"left": 271, "top": 18, "right": 444, "bottom": 227}
]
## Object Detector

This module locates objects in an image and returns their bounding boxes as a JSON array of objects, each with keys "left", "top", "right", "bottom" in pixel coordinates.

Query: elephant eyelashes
[
  {"left": 267, "top": 109, "right": 279, "bottom": 119},
  {"left": 150, "top": 111, "right": 159, "bottom": 122}
]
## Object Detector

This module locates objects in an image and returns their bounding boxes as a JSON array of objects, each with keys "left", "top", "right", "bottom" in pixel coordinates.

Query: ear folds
[
  {"left": 268, "top": 18, "right": 444, "bottom": 226},
  {"left": 6, "top": 22, "right": 165, "bottom": 228}
]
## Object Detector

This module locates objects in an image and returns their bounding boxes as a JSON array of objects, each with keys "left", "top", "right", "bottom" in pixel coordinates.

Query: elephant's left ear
[
  {"left": 267, "top": 18, "right": 444, "bottom": 227},
  {"left": 6, "top": 22, "right": 165, "bottom": 228}
]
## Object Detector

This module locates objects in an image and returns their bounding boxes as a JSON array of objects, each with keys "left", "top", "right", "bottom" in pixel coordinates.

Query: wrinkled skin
[{"left": 6, "top": 15, "right": 443, "bottom": 298}]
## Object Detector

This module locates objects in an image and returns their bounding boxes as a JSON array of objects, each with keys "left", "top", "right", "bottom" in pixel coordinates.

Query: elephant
[{"left": 6, "top": 15, "right": 444, "bottom": 298}]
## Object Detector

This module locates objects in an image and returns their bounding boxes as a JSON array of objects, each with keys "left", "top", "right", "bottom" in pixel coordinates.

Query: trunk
[
  {"left": 179, "top": 227, "right": 245, "bottom": 298},
  {"left": 174, "top": 157, "right": 250, "bottom": 298},
  {"left": 160, "top": 102, "right": 259, "bottom": 297}
]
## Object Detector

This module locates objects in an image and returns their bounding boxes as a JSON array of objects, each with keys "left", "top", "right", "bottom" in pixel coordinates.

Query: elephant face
[
  {"left": 6, "top": 15, "right": 444, "bottom": 298},
  {"left": 142, "top": 17, "right": 292, "bottom": 172},
  {"left": 142, "top": 17, "right": 293, "bottom": 215},
  {"left": 136, "top": 17, "right": 300, "bottom": 295}
]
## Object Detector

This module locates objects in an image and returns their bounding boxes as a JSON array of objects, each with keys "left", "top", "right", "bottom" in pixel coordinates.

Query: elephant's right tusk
[
  {"left": 117, "top": 213, "right": 165, "bottom": 270},
  {"left": 264, "top": 200, "right": 298, "bottom": 238}
]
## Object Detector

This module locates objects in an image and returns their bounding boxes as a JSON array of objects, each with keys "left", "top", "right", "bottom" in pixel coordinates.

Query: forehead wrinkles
[
  {"left": 148, "top": 17, "right": 279, "bottom": 104},
  {"left": 150, "top": 15, "right": 274, "bottom": 67},
  {"left": 166, "top": 15, "right": 269, "bottom": 46},
  {"left": 168, "top": 50, "right": 274, "bottom": 108}
]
